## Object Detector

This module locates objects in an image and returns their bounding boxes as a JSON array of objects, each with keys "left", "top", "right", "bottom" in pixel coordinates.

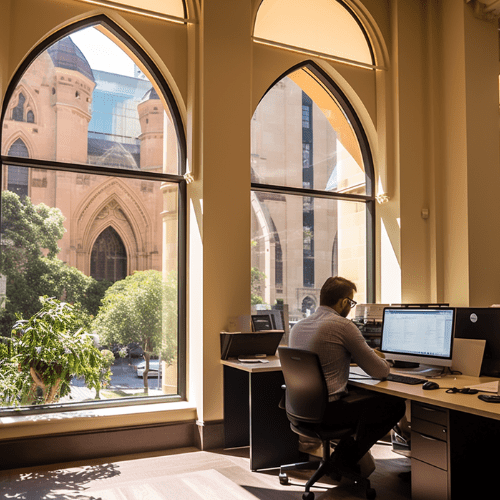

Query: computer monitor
[
  {"left": 380, "top": 307, "right": 456, "bottom": 372},
  {"left": 454, "top": 307, "right": 500, "bottom": 377}
]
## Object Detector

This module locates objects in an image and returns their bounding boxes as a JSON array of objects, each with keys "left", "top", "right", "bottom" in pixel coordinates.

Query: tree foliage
[
  {"left": 250, "top": 240, "right": 267, "bottom": 306},
  {"left": 1, "top": 297, "right": 104, "bottom": 406},
  {"left": 92, "top": 270, "right": 177, "bottom": 362},
  {"left": 251, "top": 267, "right": 266, "bottom": 305},
  {"left": 92, "top": 270, "right": 178, "bottom": 389},
  {"left": 0, "top": 191, "right": 110, "bottom": 336}
]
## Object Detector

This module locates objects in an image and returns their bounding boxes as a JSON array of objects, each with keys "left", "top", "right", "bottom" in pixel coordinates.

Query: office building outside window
[{"left": 251, "top": 63, "right": 374, "bottom": 324}]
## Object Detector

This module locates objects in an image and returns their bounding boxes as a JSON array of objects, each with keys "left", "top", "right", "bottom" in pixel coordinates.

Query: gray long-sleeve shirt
[{"left": 289, "top": 305, "right": 390, "bottom": 401}]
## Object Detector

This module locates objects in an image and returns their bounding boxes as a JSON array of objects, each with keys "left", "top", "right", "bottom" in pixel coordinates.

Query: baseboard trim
[
  {"left": 1, "top": 420, "right": 198, "bottom": 470},
  {"left": 195, "top": 419, "right": 225, "bottom": 450}
]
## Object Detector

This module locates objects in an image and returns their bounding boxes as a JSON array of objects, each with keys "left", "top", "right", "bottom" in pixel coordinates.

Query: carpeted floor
[{"left": 0, "top": 443, "right": 411, "bottom": 499}]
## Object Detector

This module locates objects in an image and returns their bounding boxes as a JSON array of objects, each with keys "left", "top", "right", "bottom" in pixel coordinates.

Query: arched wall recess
[
  {"left": 253, "top": 0, "right": 378, "bottom": 68},
  {"left": 252, "top": 0, "right": 391, "bottom": 200},
  {"left": 73, "top": 0, "right": 188, "bottom": 24}
]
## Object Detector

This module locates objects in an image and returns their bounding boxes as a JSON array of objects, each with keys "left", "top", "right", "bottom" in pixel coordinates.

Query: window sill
[{"left": 0, "top": 401, "right": 198, "bottom": 441}]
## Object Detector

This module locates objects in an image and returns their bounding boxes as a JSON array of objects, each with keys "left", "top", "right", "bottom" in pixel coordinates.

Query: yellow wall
[{"left": 2, "top": 0, "right": 500, "bottom": 440}]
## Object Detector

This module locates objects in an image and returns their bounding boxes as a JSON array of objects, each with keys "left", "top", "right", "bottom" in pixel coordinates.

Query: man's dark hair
[{"left": 320, "top": 276, "right": 357, "bottom": 307}]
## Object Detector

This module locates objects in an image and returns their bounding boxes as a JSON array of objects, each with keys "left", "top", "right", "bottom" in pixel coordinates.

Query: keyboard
[{"left": 386, "top": 373, "right": 427, "bottom": 385}]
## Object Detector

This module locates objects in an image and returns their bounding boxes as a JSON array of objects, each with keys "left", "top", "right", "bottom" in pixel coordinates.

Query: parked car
[
  {"left": 127, "top": 342, "right": 144, "bottom": 358},
  {"left": 136, "top": 360, "right": 161, "bottom": 378}
]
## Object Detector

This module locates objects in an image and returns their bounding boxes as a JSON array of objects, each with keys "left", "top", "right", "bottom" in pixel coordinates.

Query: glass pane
[
  {"left": 1, "top": 27, "right": 179, "bottom": 175},
  {"left": 0, "top": 168, "right": 179, "bottom": 407},
  {"left": 251, "top": 192, "right": 366, "bottom": 326},
  {"left": 251, "top": 69, "right": 366, "bottom": 195}
]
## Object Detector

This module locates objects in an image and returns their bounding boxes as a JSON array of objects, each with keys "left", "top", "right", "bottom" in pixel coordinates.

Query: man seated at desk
[{"left": 289, "top": 276, "right": 405, "bottom": 471}]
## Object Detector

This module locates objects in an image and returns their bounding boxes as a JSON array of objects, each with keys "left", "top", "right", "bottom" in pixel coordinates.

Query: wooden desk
[
  {"left": 349, "top": 367, "right": 500, "bottom": 499},
  {"left": 221, "top": 356, "right": 301, "bottom": 470}
]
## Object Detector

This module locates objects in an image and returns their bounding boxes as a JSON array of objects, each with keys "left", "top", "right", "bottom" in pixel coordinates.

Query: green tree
[
  {"left": 96, "top": 349, "right": 115, "bottom": 399},
  {"left": 251, "top": 267, "right": 266, "bottom": 305},
  {"left": 250, "top": 240, "right": 266, "bottom": 305},
  {"left": 2, "top": 297, "right": 104, "bottom": 406},
  {"left": 92, "top": 270, "right": 177, "bottom": 393},
  {"left": 0, "top": 191, "right": 110, "bottom": 336}
]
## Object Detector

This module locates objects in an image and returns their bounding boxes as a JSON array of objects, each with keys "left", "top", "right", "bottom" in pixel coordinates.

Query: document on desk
[
  {"left": 468, "top": 380, "right": 499, "bottom": 393},
  {"left": 237, "top": 356, "right": 270, "bottom": 363}
]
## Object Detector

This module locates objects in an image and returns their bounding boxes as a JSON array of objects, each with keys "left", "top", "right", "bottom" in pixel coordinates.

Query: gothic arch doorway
[{"left": 90, "top": 226, "right": 127, "bottom": 282}]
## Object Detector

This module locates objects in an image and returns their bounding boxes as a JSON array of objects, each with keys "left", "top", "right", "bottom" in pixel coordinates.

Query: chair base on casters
[{"left": 278, "top": 437, "right": 376, "bottom": 500}]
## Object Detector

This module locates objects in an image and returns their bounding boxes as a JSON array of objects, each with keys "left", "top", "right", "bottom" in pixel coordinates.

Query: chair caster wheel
[
  {"left": 278, "top": 473, "right": 289, "bottom": 485},
  {"left": 302, "top": 492, "right": 314, "bottom": 500},
  {"left": 366, "top": 487, "right": 376, "bottom": 499}
]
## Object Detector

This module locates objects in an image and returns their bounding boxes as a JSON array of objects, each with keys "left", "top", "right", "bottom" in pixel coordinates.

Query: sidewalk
[{"left": 60, "top": 384, "right": 164, "bottom": 403}]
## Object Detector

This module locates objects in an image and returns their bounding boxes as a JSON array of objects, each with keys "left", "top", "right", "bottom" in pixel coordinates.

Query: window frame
[
  {"left": 0, "top": 15, "right": 187, "bottom": 414},
  {"left": 251, "top": 61, "right": 376, "bottom": 303}
]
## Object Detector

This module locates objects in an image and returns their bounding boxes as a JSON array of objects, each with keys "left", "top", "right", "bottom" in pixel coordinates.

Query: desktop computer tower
[{"left": 454, "top": 307, "right": 500, "bottom": 377}]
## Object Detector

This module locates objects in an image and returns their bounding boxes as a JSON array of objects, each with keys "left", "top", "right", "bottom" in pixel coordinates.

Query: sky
[{"left": 69, "top": 27, "right": 136, "bottom": 77}]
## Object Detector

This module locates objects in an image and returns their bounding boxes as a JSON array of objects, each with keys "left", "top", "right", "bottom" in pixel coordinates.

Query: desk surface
[
  {"left": 349, "top": 366, "right": 500, "bottom": 421},
  {"left": 221, "top": 355, "right": 281, "bottom": 373},
  {"left": 221, "top": 356, "right": 500, "bottom": 420}
]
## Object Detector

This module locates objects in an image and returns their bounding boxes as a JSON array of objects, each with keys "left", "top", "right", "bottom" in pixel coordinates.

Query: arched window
[
  {"left": 0, "top": 16, "right": 186, "bottom": 409},
  {"left": 7, "top": 139, "right": 29, "bottom": 198},
  {"left": 12, "top": 93, "right": 25, "bottom": 121},
  {"left": 91, "top": 227, "right": 127, "bottom": 282},
  {"left": 251, "top": 63, "right": 375, "bottom": 323},
  {"left": 7, "top": 138, "right": 29, "bottom": 157}
]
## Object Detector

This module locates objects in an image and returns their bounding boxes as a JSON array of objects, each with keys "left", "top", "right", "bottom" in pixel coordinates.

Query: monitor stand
[
  {"left": 392, "top": 362, "right": 447, "bottom": 378},
  {"left": 393, "top": 361, "right": 419, "bottom": 369}
]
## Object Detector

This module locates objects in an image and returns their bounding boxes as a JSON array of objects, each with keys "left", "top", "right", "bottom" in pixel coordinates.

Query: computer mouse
[{"left": 422, "top": 381, "right": 440, "bottom": 390}]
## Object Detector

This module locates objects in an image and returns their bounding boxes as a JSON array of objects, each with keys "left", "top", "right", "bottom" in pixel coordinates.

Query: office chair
[{"left": 278, "top": 347, "right": 376, "bottom": 500}]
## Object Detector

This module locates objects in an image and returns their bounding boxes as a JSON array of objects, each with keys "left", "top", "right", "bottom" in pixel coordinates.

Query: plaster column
[
  {"left": 391, "top": 0, "right": 435, "bottom": 303},
  {"left": 439, "top": 0, "right": 500, "bottom": 306},
  {"left": 190, "top": 0, "right": 252, "bottom": 448}
]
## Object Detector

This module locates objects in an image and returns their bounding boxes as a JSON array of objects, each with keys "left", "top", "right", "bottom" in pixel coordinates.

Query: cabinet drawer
[
  {"left": 412, "top": 417, "right": 447, "bottom": 441},
  {"left": 411, "top": 458, "right": 449, "bottom": 500},
  {"left": 412, "top": 402, "right": 448, "bottom": 426},
  {"left": 412, "top": 430, "right": 448, "bottom": 470}
]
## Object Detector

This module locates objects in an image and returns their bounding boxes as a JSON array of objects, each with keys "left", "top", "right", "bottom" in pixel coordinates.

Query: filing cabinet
[{"left": 411, "top": 402, "right": 450, "bottom": 500}]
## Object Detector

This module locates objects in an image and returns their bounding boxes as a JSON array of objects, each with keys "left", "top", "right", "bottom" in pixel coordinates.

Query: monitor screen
[{"left": 380, "top": 307, "right": 456, "bottom": 367}]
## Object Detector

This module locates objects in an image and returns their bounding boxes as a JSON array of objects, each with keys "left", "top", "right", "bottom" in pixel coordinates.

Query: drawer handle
[
  {"left": 421, "top": 407, "right": 440, "bottom": 413},
  {"left": 420, "top": 434, "right": 440, "bottom": 442}
]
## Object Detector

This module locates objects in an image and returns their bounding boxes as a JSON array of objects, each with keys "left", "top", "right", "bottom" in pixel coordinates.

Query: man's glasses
[{"left": 345, "top": 298, "right": 357, "bottom": 308}]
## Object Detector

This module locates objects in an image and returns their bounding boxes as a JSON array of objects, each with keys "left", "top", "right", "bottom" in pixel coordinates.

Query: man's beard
[{"left": 340, "top": 304, "right": 350, "bottom": 318}]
